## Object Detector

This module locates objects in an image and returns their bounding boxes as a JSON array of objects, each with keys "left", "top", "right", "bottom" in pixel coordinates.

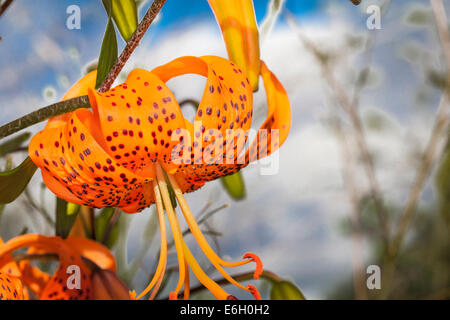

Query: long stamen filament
[
  {"left": 156, "top": 163, "right": 186, "bottom": 300},
  {"left": 182, "top": 241, "right": 230, "bottom": 300},
  {"left": 148, "top": 262, "right": 166, "bottom": 300},
  {"left": 166, "top": 173, "right": 261, "bottom": 294},
  {"left": 136, "top": 180, "right": 168, "bottom": 300},
  {"left": 139, "top": 165, "right": 262, "bottom": 300},
  {"left": 183, "top": 259, "right": 190, "bottom": 300}
]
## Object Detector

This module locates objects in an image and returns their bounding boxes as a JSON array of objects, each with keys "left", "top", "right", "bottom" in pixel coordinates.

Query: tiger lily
[
  {"left": 0, "top": 234, "right": 117, "bottom": 300},
  {"left": 28, "top": 52, "right": 290, "bottom": 300}
]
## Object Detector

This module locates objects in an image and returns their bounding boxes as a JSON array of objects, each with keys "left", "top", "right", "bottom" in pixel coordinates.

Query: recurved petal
[
  {"left": 29, "top": 107, "right": 152, "bottom": 212},
  {"left": 0, "top": 238, "right": 21, "bottom": 277},
  {"left": 88, "top": 68, "right": 187, "bottom": 177},
  {"left": 64, "top": 237, "right": 116, "bottom": 272},
  {"left": 239, "top": 61, "right": 291, "bottom": 165},
  {"left": 152, "top": 56, "right": 254, "bottom": 185}
]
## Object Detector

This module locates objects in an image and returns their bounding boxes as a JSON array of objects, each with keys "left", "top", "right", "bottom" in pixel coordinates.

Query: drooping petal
[
  {"left": 208, "top": 0, "right": 260, "bottom": 90},
  {"left": 30, "top": 108, "right": 152, "bottom": 212},
  {"left": 64, "top": 237, "right": 116, "bottom": 272},
  {"left": 238, "top": 61, "right": 291, "bottom": 165},
  {"left": 152, "top": 55, "right": 254, "bottom": 186}
]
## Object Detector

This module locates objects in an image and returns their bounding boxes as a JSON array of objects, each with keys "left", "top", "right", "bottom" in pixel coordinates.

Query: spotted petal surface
[
  {"left": 29, "top": 56, "right": 291, "bottom": 213},
  {"left": 0, "top": 272, "right": 24, "bottom": 300}
]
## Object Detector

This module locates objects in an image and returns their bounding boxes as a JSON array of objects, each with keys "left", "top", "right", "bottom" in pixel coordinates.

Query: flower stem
[
  {"left": 0, "top": 0, "right": 14, "bottom": 18},
  {"left": 0, "top": 95, "right": 90, "bottom": 139},
  {"left": 97, "top": 0, "right": 167, "bottom": 92}
]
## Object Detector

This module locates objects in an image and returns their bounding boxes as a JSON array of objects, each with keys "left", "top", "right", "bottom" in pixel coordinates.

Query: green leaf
[
  {"left": 0, "top": 157, "right": 37, "bottom": 204},
  {"left": 96, "top": 10, "right": 118, "bottom": 89},
  {"left": 0, "top": 132, "right": 30, "bottom": 157},
  {"left": 0, "top": 158, "right": 13, "bottom": 218},
  {"left": 436, "top": 139, "right": 450, "bottom": 225},
  {"left": 55, "top": 197, "right": 80, "bottom": 239},
  {"left": 111, "top": 0, "right": 138, "bottom": 42},
  {"left": 102, "top": 0, "right": 112, "bottom": 14},
  {"left": 221, "top": 171, "right": 246, "bottom": 200},
  {"left": 95, "top": 207, "right": 119, "bottom": 248},
  {"left": 270, "top": 280, "right": 306, "bottom": 300}
]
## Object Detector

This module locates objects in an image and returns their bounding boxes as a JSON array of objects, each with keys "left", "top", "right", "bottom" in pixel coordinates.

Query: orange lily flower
[
  {"left": 28, "top": 55, "right": 290, "bottom": 300},
  {"left": 0, "top": 234, "right": 117, "bottom": 300},
  {"left": 208, "top": 0, "right": 260, "bottom": 91}
]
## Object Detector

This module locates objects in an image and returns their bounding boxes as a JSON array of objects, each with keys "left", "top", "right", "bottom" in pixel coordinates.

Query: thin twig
[
  {"left": 98, "top": 0, "right": 167, "bottom": 92},
  {"left": 330, "top": 116, "right": 367, "bottom": 300},
  {"left": 23, "top": 188, "right": 54, "bottom": 226},
  {"left": 102, "top": 207, "right": 121, "bottom": 244},
  {"left": 0, "top": 0, "right": 14, "bottom": 18},
  {"left": 0, "top": 0, "right": 167, "bottom": 140},
  {"left": 88, "top": 207, "right": 96, "bottom": 240},
  {"left": 285, "top": 12, "right": 391, "bottom": 247},
  {"left": 0, "top": 96, "right": 90, "bottom": 139}
]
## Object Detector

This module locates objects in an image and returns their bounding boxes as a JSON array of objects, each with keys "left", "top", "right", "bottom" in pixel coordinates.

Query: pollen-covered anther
[
  {"left": 242, "top": 253, "right": 263, "bottom": 279},
  {"left": 169, "top": 292, "right": 178, "bottom": 300},
  {"left": 247, "top": 284, "right": 261, "bottom": 300}
]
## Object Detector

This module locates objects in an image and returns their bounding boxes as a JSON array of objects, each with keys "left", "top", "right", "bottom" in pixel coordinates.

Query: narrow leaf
[
  {"left": 111, "top": 0, "right": 138, "bottom": 42},
  {"left": 55, "top": 197, "right": 80, "bottom": 239},
  {"left": 270, "top": 280, "right": 306, "bottom": 300},
  {"left": 221, "top": 171, "right": 246, "bottom": 200},
  {"left": 96, "top": 16, "right": 118, "bottom": 89},
  {"left": 0, "top": 132, "right": 30, "bottom": 157},
  {"left": 0, "top": 157, "right": 37, "bottom": 204}
]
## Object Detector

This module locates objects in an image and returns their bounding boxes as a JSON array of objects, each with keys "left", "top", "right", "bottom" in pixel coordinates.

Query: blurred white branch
[{"left": 260, "top": 0, "right": 286, "bottom": 42}]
